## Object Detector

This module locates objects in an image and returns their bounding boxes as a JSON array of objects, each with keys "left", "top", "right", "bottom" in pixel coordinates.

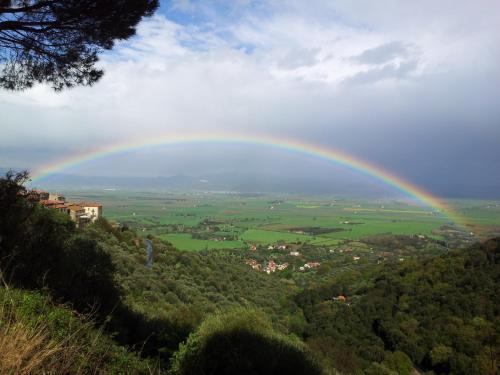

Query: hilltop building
[
  {"left": 48, "top": 193, "right": 65, "bottom": 202},
  {"left": 67, "top": 204, "right": 90, "bottom": 227},
  {"left": 78, "top": 202, "right": 103, "bottom": 223},
  {"left": 32, "top": 190, "right": 102, "bottom": 227}
]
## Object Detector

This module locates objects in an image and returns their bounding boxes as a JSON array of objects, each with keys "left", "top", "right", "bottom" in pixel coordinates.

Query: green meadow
[{"left": 65, "top": 190, "right": 500, "bottom": 251}]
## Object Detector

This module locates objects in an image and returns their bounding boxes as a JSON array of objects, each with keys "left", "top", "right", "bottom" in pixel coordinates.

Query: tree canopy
[{"left": 0, "top": 0, "right": 158, "bottom": 90}]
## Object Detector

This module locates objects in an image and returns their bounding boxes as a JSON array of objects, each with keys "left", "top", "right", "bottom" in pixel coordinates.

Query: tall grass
[
  {"left": 0, "top": 288, "right": 78, "bottom": 373},
  {"left": 0, "top": 286, "right": 160, "bottom": 374}
]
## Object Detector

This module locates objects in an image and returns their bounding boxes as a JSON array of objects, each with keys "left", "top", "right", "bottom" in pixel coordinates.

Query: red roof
[
  {"left": 40, "top": 200, "right": 63, "bottom": 206},
  {"left": 66, "top": 205, "right": 84, "bottom": 211},
  {"left": 78, "top": 201, "right": 102, "bottom": 207}
]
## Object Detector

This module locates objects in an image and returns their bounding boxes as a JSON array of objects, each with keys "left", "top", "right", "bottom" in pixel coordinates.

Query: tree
[
  {"left": 169, "top": 309, "right": 324, "bottom": 375},
  {"left": 0, "top": 0, "right": 158, "bottom": 90}
]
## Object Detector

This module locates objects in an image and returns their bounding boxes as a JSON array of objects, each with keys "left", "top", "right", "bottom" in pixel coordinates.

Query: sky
[{"left": 1, "top": 0, "right": 500, "bottom": 196}]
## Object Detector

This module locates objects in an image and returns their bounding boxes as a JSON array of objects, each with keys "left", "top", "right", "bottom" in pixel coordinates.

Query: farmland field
[{"left": 64, "top": 190, "right": 500, "bottom": 251}]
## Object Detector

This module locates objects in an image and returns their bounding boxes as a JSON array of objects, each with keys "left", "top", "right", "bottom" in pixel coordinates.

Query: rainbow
[{"left": 30, "top": 132, "right": 464, "bottom": 225}]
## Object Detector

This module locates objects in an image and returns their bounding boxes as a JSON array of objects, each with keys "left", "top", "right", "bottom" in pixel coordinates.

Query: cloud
[
  {"left": 343, "top": 59, "right": 419, "bottom": 85},
  {"left": 351, "top": 41, "right": 410, "bottom": 65},
  {"left": 1, "top": 1, "right": 500, "bottom": 193}
]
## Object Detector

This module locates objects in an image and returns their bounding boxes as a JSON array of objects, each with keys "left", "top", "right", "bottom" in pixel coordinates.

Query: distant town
[{"left": 28, "top": 189, "right": 102, "bottom": 227}]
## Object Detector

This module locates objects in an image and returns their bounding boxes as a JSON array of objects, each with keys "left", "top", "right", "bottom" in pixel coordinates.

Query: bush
[{"left": 169, "top": 309, "right": 324, "bottom": 375}]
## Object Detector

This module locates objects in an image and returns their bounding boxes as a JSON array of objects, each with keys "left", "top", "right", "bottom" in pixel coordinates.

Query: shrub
[{"left": 169, "top": 308, "right": 324, "bottom": 375}]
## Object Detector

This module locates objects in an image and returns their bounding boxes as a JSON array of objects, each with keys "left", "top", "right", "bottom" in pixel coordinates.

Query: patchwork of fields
[{"left": 63, "top": 190, "right": 500, "bottom": 251}]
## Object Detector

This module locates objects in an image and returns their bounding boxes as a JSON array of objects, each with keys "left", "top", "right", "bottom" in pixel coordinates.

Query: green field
[
  {"left": 159, "top": 233, "right": 244, "bottom": 251},
  {"left": 64, "top": 190, "right": 500, "bottom": 251}
]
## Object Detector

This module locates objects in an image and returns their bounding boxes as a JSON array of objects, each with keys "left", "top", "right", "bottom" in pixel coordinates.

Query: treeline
[{"left": 295, "top": 238, "right": 499, "bottom": 374}]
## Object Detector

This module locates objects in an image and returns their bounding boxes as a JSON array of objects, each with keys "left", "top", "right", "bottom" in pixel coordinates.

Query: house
[
  {"left": 267, "top": 245, "right": 275, "bottom": 250},
  {"left": 332, "top": 295, "right": 346, "bottom": 302},
  {"left": 265, "top": 260, "right": 277, "bottom": 274},
  {"left": 304, "top": 262, "right": 320, "bottom": 269},
  {"left": 66, "top": 204, "right": 90, "bottom": 228},
  {"left": 78, "top": 201, "right": 103, "bottom": 223},
  {"left": 278, "top": 245, "right": 287, "bottom": 250},
  {"left": 37, "top": 192, "right": 102, "bottom": 228},
  {"left": 353, "top": 256, "right": 361, "bottom": 261},
  {"left": 276, "top": 262, "right": 289, "bottom": 271},
  {"left": 290, "top": 251, "right": 301, "bottom": 256},
  {"left": 250, "top": 244, "right": 257, "bottom": 251},
  {"left": 40, "top": 199, "right": 64, "bottom": 208},
  {"left": 53, "top": 203, "right": 70, "bottom": 214},
  {"left": 245, "top": 259, "right": 261, "bottom": 271},
  {"left": 48, "top": 193, "right": 65, "bottom": 202}
]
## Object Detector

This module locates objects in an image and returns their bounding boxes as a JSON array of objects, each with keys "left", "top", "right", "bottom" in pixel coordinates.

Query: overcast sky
[{"left": 1, "top": 0, "right": 499, "bottom": 196}]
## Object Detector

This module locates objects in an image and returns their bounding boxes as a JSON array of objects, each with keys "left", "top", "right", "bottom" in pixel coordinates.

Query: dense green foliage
[
  {"left": 83, "top": 217, "right": 298, "bottom": 362},
  {"left": 296, "top": 238, "right": 500, "bottom": 374},
  {"left": 0, "top": 171, "right": 120, "bottom": 315},
  {"left": 1, "top": 172, "right": 498, "bottom": 374},
  {"left": 87, "top": 219, "right": 294, "bottom": 322},
  {"left": 168, "top": 309, "right": 324, "bottom": 375}
]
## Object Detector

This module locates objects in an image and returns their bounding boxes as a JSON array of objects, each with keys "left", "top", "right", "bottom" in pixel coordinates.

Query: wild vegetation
[
  {"left": 295, "top": 238, "right": 500, "bottom": 374},
  {"left": 1, "top": 172, "right": 499, "bottom": 374},
  {"left": 0, "top": 287, "right": 157, "bottom": 374}
]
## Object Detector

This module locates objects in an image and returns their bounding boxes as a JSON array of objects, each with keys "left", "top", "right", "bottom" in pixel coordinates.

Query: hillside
[
  {"left": 0, "top": 287, "right": 157, "bottom": 374},
  {"left": 0, "top": 172, "right": 498, "bottom": 374},
  {"left": 296, "top": 238, "right": 500, "bottom": 374}
]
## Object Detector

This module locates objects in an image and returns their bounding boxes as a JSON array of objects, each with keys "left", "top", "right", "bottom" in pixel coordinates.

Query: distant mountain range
[
  {"left": 24, "top": 172, "right": 390, "bottom": 196},
  {"left": 2, "top": 167, "right": 499, "bottom": 198}
]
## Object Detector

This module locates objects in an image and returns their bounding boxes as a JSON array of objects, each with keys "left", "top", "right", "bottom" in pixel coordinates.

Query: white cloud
[{"left": 0, "top": 1, "right": 499, "bottom": 187}]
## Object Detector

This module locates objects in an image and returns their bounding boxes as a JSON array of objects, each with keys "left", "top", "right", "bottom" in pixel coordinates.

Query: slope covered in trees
[
  {"left": 0, "top": 171, "right": 498, "bottom": 374},
  {"left": 297, "top": 238, "right": 499, "bottom": 374}
]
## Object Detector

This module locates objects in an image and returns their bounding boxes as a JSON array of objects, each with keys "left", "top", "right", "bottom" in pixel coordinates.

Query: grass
[
  {"left": 0, "top": 286, "right": 159, "bottom": 374},
  {"left": 0, "top": 318, "right": 65, "bottom": 374},
  {"left": 159, "top": 233, "right": 244, "bottom": 251},
  {"left": 241, "top": 229, "right": 311, "bottom": 243}
]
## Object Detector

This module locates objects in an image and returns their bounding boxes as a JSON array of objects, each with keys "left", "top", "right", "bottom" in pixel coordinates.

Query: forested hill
[
  {"left": 0, "top": 171, "right": 498, "bottom": 374},
  {"left": 297, "top": 237, "right": 499, "bottom": 374}
]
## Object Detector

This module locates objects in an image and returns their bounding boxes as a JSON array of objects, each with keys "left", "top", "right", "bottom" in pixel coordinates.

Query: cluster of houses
[
  {"left": 245, "top": 258, "right": 322, "bottom": 274},
  {"left": 246, "top": 242, "right": 324, "bottom": 274},
  {"left": 245, "top": 259, "right": 289, "bottom": 274},
  {"left": 249, "top": 243, "right": 302, "bottom": 257},
  {"left": 30, "top": 189, "right": 102, "bottom": 227}
]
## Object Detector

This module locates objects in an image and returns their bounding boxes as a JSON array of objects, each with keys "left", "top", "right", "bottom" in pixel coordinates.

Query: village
[
  {"left": 245, "top": 243, "right": 323, "bottom": 274},
  {"left": 242, "top": 232, "right": 449, "bottom": 282},
  {"left": 28, "top": 189, "right": 103, "bottom": 227}
]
